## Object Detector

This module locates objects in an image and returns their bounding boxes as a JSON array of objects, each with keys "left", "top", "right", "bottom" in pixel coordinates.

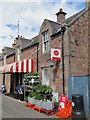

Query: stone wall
[
  {"left": 6, "top": 55, "right": 15, "bottom": 64},
  {"left": 69, "top": 10, "right": 89, "bottom": 76},
  {"left": 21, "top": 45, "right": 38, "bottom": 72}
]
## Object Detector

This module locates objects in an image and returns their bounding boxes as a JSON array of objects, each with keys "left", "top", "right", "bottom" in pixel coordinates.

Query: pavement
[
  {"left": 1, "top": 93, "right": 90, "bottom": 120},
  {"left": 0, "top": 92, "right": 72, "bottom": 119},
  {"left": 3, "top": 93, "right": 90, "bottom": 120}
]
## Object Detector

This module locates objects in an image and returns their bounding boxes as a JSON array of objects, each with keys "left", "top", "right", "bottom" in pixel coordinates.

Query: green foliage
[
  {"left": 33, "top": 72, "right": 38, "bottom": 76},
  {"left": 24, "top": 79, "right": 28, "bottom": 83},
  {"left": 24, "top": 96, "right": 28, "bottom": 102},
  {"left": 28, "top": 84, "right": 52, "bottom": 101},
  {"left": 24, "top": 72, "right": 52, "bottom": 101},
  {"left": 29, "top": 91, "right": 36, "bottom": 98},
  {"left": 24, "top": 72, "right": 39, "bottom": 77},
  {"left": 33, "top": 85, "right": 52, "bottom": 94},
  {"left": 29, "top": 92, "right": 44, "bottom": 100},
  {"left": 34, "top": 93, "right": 44, "bottom": 100}
]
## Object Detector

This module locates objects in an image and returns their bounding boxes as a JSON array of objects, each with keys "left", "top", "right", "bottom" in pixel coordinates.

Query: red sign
[
  {"left": 58, "top": 95, "right": 68, "bottom": 111},
  {"left": 51, "top": 48, "right": 61, "bottom": 60},
  {"left": 54, "top": 50, "right": 59, "bottom": 56}
]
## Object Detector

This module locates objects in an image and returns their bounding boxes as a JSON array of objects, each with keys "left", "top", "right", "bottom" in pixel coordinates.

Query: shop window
[
  {"left": 42, "top": 68, "right": 49, "bottom": 85},
  {"left": 42, "top": 30, "right": 49, "bottom": 53}
]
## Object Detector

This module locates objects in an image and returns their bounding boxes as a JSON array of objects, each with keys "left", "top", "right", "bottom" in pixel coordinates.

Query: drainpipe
[
  {"left": 36, "top": 44, "right": 39, "bottom": 72},
  {"left": 61, "top": 26, "right": 66, "bottom": 95}
]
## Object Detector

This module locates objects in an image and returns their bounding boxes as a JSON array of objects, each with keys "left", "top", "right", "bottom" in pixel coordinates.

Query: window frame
[
  {"left": 42, "top": 68, "right": 49, "bottom": 86},
  {"left": 42, "top": 30, "right": 49, "bottom": 53}
]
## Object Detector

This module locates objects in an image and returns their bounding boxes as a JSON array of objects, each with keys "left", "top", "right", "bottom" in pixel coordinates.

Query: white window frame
[
  {"left": 42, "top": 30, "right": 49, "bottom": 53},
  {"left": 42, "top": 68, "right": 49, "bottom": 86}
]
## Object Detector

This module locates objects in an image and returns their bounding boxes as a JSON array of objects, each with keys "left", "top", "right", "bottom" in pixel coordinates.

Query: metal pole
[{"left": 61, "top": 26, "right": 66, "bottom": 95}]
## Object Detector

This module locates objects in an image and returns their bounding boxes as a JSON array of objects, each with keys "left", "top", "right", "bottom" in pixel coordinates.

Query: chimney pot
[
  {"left": 60, "top": 8, "right": 63, "bottom": 12},
  {"left": 56, "top": 8, "right": 67, "bottom": 23}
]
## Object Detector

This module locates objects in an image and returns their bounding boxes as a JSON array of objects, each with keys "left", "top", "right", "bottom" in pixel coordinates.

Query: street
[{"left": 1, "top": 93, "right": 59, "bottom": 119}]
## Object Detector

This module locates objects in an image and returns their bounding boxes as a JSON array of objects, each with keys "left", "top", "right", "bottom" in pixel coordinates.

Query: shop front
[{"left": 0, "top": 59, "right": 34, "bottom": 94}]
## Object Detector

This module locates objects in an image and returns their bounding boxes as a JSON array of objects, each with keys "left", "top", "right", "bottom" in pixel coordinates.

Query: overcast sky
[{"left": 0, "top": 0, "right": 86, "bottom": 53}]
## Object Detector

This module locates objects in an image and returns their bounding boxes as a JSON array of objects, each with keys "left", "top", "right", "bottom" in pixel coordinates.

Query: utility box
[{"left": 68, "top": 75, "right": 90, "bottom": 117}]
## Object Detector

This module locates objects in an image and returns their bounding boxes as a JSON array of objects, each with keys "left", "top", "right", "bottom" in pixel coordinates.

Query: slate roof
[
  {"left": 20, "top": 38, "right": 32, "bottom": 49},
  {"left": 63, "top": 8, "right": 85, "bottom": 25},
  {"left": 47, "top": 19, "right": 61, "bottom": 34},
  {"left": 21, "top": 35, "right": 39, "bottom": 51},
  {"left": 4, "top": 47, "right": 15, "bottom": 57},
  {"left": 50, "top": 8, "right": 86, "bottom": 36},
  {"left": 21, "top": 8, "right": 86, "bottom": 50}
]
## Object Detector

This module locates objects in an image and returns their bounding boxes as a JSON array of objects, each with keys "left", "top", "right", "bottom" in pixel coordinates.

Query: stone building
[
  {"left": 50, "top": 6, "right": 90, "bottom": 95},
  {"left": 0, "top": 1, "right": 89, "bottom": 108},
  {"left": 20, "top": 35, "right": 39, "bottom": 72},
  {"left": 0, "top": 47, "right": 15, "bottom": 93},
  {"left": 0, "top": 37, "right": 34, "bottom": 93}
]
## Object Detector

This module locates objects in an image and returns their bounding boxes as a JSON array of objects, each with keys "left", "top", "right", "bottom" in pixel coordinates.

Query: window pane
[
  {"left": 42, "top": 30, "right": 49, "bottom": 53},
  {"left": 46, "top": 32, "right": 48, "bottom": 40},
  {"left": 42, "top": 68, "right": 49, "bottom": 85}
]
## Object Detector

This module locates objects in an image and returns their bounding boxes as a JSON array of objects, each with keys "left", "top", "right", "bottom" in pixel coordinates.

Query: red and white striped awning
[
  {"left": 4, "top": 63, "right": 15, "bottom": 73},
  {"left": 0, "top": 65, "right": 7, "bottom": 73},
  {"left": 1, "top": 59, "right": 34, "bottom": 73},
  {"left": 10, "top": 59, "right": 34, "bottom": 73}
]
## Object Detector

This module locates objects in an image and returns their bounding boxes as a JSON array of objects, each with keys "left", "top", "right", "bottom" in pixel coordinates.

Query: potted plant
[
  {"left": 28, "top": 92, "right": 36, "bottom": 104},
  {"left": 34, "top": 93, "right": 43, "bottom": 108}
]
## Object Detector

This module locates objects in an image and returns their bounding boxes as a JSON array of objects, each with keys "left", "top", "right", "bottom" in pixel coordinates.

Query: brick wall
[
  {"left": 88, "top": 7, "right": 90, "bottom": 74},
  {"left": 69, "top": 10, "right": 89, "bottom": 76},
  {"left": 5, "top": 74, "right": 11, "bottom": 93},
  {"left": 21, "top": 45, "right": 38, "bottom": 72},
  {"left": 51, "top": 34, "right": 68, "bottom": 95},
  {"left": 38, "top": 19, "right": 52, "bottom": 79},
  {"left": 6, "top": 54, "right": 15, "bottom": 64},
  {"left": 1, "top": 51, "right": 15, "bottom": 93},
  {"left": 38, "top": 19, "right": 70, "bottom": 95}
]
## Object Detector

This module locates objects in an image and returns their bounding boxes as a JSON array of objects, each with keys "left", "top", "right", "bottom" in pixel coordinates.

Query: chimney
[
  {"left": 56, "top": 8, "right": 67, "bottom": 23},
  {"left": 2, "top": 49, "right": 4, "bottom": 56},
  {"left": 12, "top": 40, "right": 16, "bottom": 48},
  {"left": 85, "top": 0, "right": 90, "bottom": 9}
]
